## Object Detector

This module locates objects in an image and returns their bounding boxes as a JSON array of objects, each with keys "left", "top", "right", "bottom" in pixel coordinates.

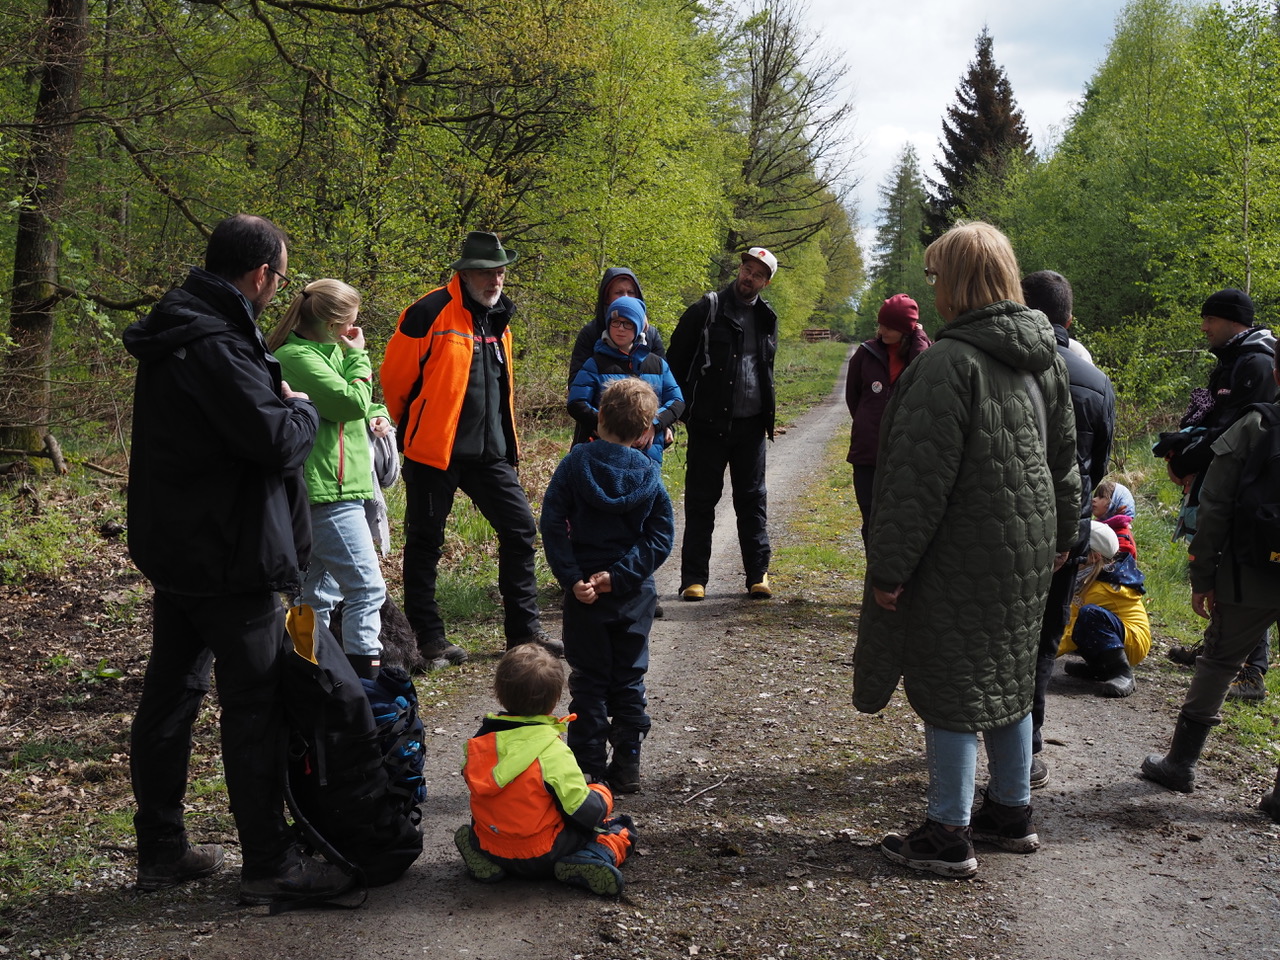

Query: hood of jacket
[
  {"left": 592, "top": 267, "right": 645, "bottom": 334},
  {"left": 471, "top": 713, "right": 567, "bottom": 793},
  {"left": 124, "top": 269, "right": 258, "bottom": 362},
  {"left": 565, "top": 441, "right": 664, "bottom": 515},
  {"left": 937, "top": 300, "right": 1058, "bottom": 374},
  {"left": 1212, "top": 324, "right": 1276, "bottom": 364}
]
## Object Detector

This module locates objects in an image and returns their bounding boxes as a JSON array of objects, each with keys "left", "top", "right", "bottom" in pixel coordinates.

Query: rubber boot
[
  {"left": 553, "top": 815, "right": 634, "bottom": 897},
  {"left": 1260, "top": 766, "right": 1280, "bottom": 823},
  {"left": 345, "top": 653, "right": 381, "bottom": 680},
  {"left": 606, "top": 739, "right": 642, "bottom": 794},
  {"left": 1141, "top": 714, "right": 1213, "bottom": 793},
  {"left": 1091, "top": 647, "right": 1135, "bottom": 699}
]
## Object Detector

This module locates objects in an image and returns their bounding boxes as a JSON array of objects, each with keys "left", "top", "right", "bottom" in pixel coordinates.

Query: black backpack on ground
[
  {"left": 281, "top": 605, "right": 425, "bottom": 891},
  {"left": 1230, "top": 403, "right": 1280, "bottom": 576}
]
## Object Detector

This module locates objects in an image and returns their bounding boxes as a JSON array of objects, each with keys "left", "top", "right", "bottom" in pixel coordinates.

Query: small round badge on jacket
[{"left": 872, "top": 381, "right": 884, "bottom": 394}]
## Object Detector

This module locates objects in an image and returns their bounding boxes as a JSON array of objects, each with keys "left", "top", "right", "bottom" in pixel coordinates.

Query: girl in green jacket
[{"left": 268, "top": 279, "right": 390, "bottom": 679}]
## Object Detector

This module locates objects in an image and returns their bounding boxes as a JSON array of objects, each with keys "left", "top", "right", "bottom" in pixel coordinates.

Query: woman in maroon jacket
[{"left": 845, "top": 294, "right": 933, "bottom": 541}]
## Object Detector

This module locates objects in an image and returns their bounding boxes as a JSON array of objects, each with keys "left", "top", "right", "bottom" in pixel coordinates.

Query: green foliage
[{"left": 0, "top": 495, "right": 97, "bottom": 583}]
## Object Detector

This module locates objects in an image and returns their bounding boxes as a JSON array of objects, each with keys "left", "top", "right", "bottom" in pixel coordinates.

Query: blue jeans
[
  {"left": 303, "top": 499, "right": 386, "bottom": 657},
  {"left": 925, "top": 714, "right": 1032, "bottom": 826}
]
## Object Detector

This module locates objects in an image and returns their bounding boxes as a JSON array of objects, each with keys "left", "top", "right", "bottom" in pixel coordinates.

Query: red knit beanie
[{"left": 878, "top": 294, "right": 919, "bottom": 334}]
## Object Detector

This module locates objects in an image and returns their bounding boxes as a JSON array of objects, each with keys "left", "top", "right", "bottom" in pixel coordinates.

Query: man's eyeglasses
[
  {"left": 271, "top": 268, "right": 291, "bottom": 292},
  {"left": 924, "top": 269, "right": 938, "bottom": 286}
]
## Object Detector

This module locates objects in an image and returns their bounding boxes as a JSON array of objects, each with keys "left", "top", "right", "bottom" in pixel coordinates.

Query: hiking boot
[
  {"left": 680, "top": 584, "right": 705, "bottom": 601},
  {"left": 507, "top": 631, "right": 565, "bottom": 658},
  {"left": 1141, "top": 714, "right": 1213, "bottom": 793},
  {"left": 970, "top": 791, "right": 1040, "bottom": 853},
  {"left": 554, "top": 844, "right": 624, "bottom": 897},
  {"left": 136, "top": 843, "right": 225, "bottom": 892},
  {"left": 238, "top": 851, "right": 356, "bottom": 906},
  {"left": 1029, "top": 755, "right": 1049, "bottom": 791},
  {"left": 880, "top": 820, "right": 977, "bottom": 879},
  {"left": 454, "top": 825, "right": 506, "bottom": 883},
  {"left": 418, "top": 635, "right": 469, "bottom": 669},
  {"left": 1166, "top": 641, "right": 1202, "bottom": 666},
  {"left": 748, "top": 574, "right": 772, "bottom": 599},
  {"left": 1261, "top": 766, "right": 1280, "bottom": 824},
  {"left": 1226, "top": 664, "right": 1266, "bottom": 701}
]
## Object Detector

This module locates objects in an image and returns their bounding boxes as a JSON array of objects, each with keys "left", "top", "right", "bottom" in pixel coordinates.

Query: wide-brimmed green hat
[{"left": 449, "top": 231, "right": 519, "bottom": 270}]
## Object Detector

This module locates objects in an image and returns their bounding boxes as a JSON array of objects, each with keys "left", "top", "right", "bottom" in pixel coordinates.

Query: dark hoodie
[
  {"left": 539, "top": 441, "right": 674, "bottom": 595},
  {"left": 566, "top": 268, "right": 664, "bottom": 387},
  {"left": 123, "top": 267, "right": 319, "bottom": 596}
]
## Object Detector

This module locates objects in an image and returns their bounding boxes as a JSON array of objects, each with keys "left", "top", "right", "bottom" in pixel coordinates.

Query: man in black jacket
[
  {"left": 1022, "top": 271, "right": 1117, "bottom": 788},
  {"left": 124, "top": 214, "right": 351, "bottom": 905},
  {"left": 1161, "top": 288, "right": 1277, "bottom": 699},
  {"left": 666, "top": 247, "right": 778, "bottom": 601}
]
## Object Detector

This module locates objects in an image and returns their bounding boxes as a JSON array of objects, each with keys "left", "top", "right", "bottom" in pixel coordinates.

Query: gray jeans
[{"left": 1183, "top": 603, "right": 1279, "bottom": 725}]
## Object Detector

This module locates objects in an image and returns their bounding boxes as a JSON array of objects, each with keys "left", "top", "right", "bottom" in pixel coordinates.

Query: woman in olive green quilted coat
[{"left": 855, "top": 222, "right": 1081, "bottom": 878}]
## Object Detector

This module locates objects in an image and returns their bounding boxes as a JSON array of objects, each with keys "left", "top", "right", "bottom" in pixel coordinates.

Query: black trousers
[
  {"left": 563, "top": 580, "right": 655, "bottom": 779},
  {"left": 680, "top": 415, "right": 771, "bottom": 590},
  {"left": 130, "top": 590, "right": 293, "bottom": 875},
  {"left": 401, "top": 457, "right": 541, "bottom": 644}
]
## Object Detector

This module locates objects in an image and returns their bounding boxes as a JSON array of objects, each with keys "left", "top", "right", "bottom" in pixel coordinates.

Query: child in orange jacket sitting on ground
[{"left": 454, "top": 644, "right": 635, "bottom": 896}]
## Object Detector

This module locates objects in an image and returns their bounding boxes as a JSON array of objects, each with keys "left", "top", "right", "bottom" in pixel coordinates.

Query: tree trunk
[{"left": 1, "top": 0, "right": 88, "bottom": 450}]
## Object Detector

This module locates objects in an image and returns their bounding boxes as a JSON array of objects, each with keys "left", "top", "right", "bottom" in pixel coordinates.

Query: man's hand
[
  {"left": 1192, "top": 589, "right": 1215, "bottom": 619},
  {"left": 281, "top": 380, "right": 310, "bottom": 401},
  {"left": 572, "top": 580, "right": 597, "bottom": 604},
  {"left": 369, "top": 415, "right": 393, "bottom": 438},
  {"left": 588, "top": 570, "right": 613, "bottom": 595},
  {"left": 873, "top": 584, "right": 904, "bottom": 611}
]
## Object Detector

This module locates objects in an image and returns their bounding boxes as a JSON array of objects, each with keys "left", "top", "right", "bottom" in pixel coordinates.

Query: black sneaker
[
  {"left": 136, "top": 843, "right": 225, "bottom": 892},
  {"left": 1030, "top": 755, "right": 1049, "bottom": 790},
  {"left": 970, "top": 790, "right": 1040, "bottom": 853},
  {"left": 880, "top": 820, "right": 977, "bottom": 878},
  {"left": 238, "top": 851, "right": 356, "bottom": 906}
]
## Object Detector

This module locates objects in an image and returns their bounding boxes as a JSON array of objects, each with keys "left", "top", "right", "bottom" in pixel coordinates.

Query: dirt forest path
[{"left": 108, "top": 354, "right": 1280, "bottom": 960}]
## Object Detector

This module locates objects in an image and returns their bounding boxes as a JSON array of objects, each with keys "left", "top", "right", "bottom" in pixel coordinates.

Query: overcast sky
[{"left": 803, "top": 1, "right": 1129, "bottom": 247}]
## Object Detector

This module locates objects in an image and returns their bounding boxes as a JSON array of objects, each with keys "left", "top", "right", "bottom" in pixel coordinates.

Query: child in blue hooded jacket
[
  {"left": 568, "top": 296, "right": 684, "bottom": 462},
  {"left": 541, "top": 378, "right": 675, "bottom": 792}
]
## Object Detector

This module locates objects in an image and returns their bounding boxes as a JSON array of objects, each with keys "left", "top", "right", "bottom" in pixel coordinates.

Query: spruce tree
[
  {"left": 925, "top": 28, "right": 1033, "bottom": 242},
  {"left": 872, "top": 145, "right": 930, "bottom": 300}
]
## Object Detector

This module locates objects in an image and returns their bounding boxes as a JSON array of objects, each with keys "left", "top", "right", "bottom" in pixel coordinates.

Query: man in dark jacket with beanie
[
  {"left": 1021, "top": 271, "right": 1117, "bottom": 788},
  {"left": 1160, "top": 288, "right": 1277, "bottom": 698},
  {"left": 125, "top": 214, "right": 352, "bottom": 905}
]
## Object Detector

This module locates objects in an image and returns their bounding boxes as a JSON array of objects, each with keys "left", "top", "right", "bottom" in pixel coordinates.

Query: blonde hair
[
  {"left": 598, "top": 378, "right": 658, "bottom": 443},
  {"left": 924, "top": 221, "right": 1022, "bottom": 318},
  {"left": 266, "top": 278, "right": 361, "bottom": 352}
]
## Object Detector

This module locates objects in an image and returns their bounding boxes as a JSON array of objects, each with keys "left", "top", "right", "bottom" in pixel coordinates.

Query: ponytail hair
[{"left": 266, "top": 278, "right": 361, "bottom": 352}]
